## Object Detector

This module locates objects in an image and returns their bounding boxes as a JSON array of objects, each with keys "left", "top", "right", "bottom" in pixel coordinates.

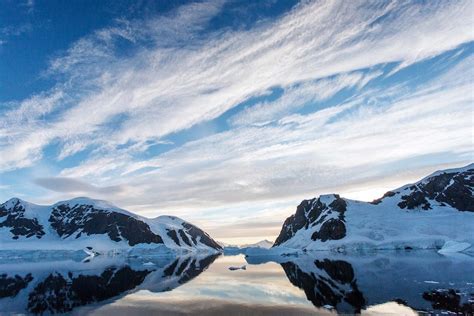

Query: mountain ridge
[
  {"left": 0, "top": 197, "right": 222, "bottom": 253},
  {"left": 269, "top": 163, "right": 474, "bottom": 253}
]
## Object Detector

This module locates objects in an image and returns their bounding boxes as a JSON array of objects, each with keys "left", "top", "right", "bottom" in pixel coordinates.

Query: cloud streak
[{"left": 34, "top": 177, "right": 124, "bottom": 194}]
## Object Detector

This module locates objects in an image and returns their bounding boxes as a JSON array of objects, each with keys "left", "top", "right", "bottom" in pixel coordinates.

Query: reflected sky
[
  {"left": 79, "top": 255, "right": 319, "bottom": 315},
  {"left": 77, "top": 254, "right": 425, "bottom": 315}
]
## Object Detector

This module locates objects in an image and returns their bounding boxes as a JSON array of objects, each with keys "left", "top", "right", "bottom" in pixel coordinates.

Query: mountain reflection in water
[
  {"left": 0, "top": 253, "right": 218, "bottom": 314},
  {"left": 247, "top": 251, "right": 474, "bottom": 314},
  {"left": 0, "top": 251, "right": 472, "bottom": 315}
]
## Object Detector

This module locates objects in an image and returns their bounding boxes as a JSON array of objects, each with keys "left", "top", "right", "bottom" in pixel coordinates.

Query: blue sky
[{"left": 0, "top": 0, "right": 473, "bottom": 243}]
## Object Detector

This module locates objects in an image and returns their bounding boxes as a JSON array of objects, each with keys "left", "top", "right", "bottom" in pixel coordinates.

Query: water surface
[{"left": 0, "top": 251, "right": 472, "bottom": 315}]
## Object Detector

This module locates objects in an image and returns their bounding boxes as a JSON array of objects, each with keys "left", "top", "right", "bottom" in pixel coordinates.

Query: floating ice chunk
[
  {"left": 143, "top": 262, "right": 155, "bottom": 266},
  {"left": 83, "top": 247, "right": 101, "bottom": 257},
  {"left": 438, "top": 241, "right": 471, "bottom": 254}
]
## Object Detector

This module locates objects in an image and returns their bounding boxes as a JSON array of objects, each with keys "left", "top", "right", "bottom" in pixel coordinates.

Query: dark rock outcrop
[
  {"left": 273, "top": 195, "right": 347, "bottom": 246},
  {"left": 0, "top": 273, "right": 33, "bottom": 298},
  {"left": 386, "top": 168, "right": 473, "bottom": 212},
  {"left": 49, "top": 203, "right": 163, "bottom": 246},
  {"left": 311, "top": 219, "right": 346, "bottom": 242},
  {"left": 398, "top": 189, "right": 432, "bottom": 210},
  {"left": 370, "top": 191, "right": 395, "bottom": 205},
  {"left": 0, "top": 199, "right": 45, "bottom": 239},
  {"left": 182, "top": 223, "right": 222, "bottom": 250},
  {"left": 423, "top": 289, "right": 474, "bottom": 314},
  {"left": 167, "top": 229, "right": 181, "bottom": 246}
]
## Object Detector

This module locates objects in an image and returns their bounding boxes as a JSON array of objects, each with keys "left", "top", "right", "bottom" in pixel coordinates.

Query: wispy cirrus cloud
[
  {"left": 0, "top": 23, "right": 32, "bottom": 46},
  {"left": 1, "top": 0, "right": 472, "bottom": 171},
  {"left": 229, "top": 70, "right": 383, "bottom": 127}
]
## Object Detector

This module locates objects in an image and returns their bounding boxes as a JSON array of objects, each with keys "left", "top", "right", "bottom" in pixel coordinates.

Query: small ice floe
[
  {"left": 83, "top": 247, "right": 101, "bottom": 256},
  {"left": 229, "top": 265, "right": 246, "bottom": 271},
  {"left": 438, "top": 241, "right": 471, "bottom": 255},
  {"left": 424, "top": 281, "right": 440, "bottom": 284},
  {"left": 143, "top": 262, "right": 155, "bottom": 266},
  {"left": 323, "top": 305, "right": 334, "bottom": 310}
]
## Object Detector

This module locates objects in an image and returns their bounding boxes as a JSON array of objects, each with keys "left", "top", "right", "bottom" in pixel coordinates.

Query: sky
[{"left": 0, "top": 0, "right": 473, "bottom": 244}]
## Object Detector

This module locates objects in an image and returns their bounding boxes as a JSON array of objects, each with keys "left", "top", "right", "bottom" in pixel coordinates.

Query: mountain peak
[
  {"left": 1, "top": 197, "right": 35, "bottom": 209},
  {"left": 54, "top": 197, "right": 120, "bottom": 209},
  {"left": 422, "top": 163, "right": 474, "bottom": 181}
]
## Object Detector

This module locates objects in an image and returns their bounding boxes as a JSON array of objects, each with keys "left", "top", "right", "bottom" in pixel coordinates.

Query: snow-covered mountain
[
  {"left": 222, "top": 239, "right": 273, "bottom": 255},
  {"left": 0, "top": 197, "right": 222, "bottom": 253},
  {"left": 242, "top": 239, "right": 274, "bottom": 249},
  {"left": 271, "top": 164, "right": 474, "bottom": 253}
]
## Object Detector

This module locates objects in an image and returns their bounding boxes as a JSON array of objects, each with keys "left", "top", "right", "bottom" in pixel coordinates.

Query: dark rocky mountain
[
  {"left": 371, "top": 165, "right": 473, "bottom": 211},
  {"left": 0, "top": 199, "right": 45, "bottom": 240},
  {"left": 49, "top": 202, "right": 163, "bottom": 246},
  {"left": 272, "top": 164, "right": 474, "bottom": 251},
  {"left": 274, "top": 194, "right": 347, "bottom": 246},
  {"left": 0, "top": 197, "right": 222, "bottom": 252}
]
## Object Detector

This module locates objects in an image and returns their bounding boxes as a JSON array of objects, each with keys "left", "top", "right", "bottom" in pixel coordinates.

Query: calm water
[{"left": 0, "top": 251, "right": 473, "bottom": 315}]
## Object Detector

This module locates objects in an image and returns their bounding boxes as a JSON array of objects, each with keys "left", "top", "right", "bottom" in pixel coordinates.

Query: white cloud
[
  {"left": 1, "top": 0, "right": 472, "bottom": 172},
  {"left": 229, "top": 70, "right": 382, "bottom": 127},
  {"left": 34, "top": 177, "right": 124, "bottom": 194}
]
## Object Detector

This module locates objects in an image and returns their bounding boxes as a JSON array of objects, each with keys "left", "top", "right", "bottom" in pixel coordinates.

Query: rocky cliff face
[
  {"left": 0, "top": 199, "right": 45, "bottom": 240},
  {"left": 272, "top": 164, "right": 474, "bottom": 251},
  {"left": 274, "top": 194, "right": 347, "bottom": 246},
  {"left": 372, "top": 166, "right": 473, "bottom": 212},
  {"left": 0, "top": 197, "right": 222, "bottom": 252},
  {"left": 49, "top": 203, "right": 164, "bottom": 246}
]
